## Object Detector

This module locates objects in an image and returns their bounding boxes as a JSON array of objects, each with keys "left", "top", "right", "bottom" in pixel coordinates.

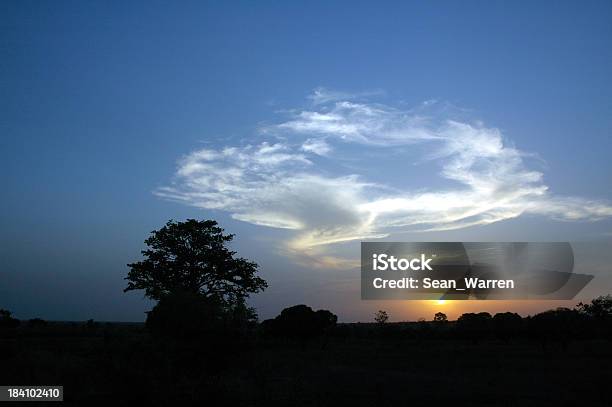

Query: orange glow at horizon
[
  {"left": 413, "top": 299, "right": 578, "bottom": 321},
  {"left": 330, "top": 299, "right": 582, "bottom": 323}
]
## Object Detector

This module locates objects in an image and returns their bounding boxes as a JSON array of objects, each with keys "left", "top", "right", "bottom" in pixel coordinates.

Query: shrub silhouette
[{"left": 263, "top": 305, "right": 337, "bottom": 339}]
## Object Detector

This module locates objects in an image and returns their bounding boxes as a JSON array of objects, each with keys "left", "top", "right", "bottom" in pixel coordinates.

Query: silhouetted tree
[
  {"left": 576, "top": 294, "right": 612, "bottom": 340},
  {"left": 433, "top": 312, "right": 448, "bottom": 323},
  {"left": 374, "top": 310, "right": 389, "bottom": 324},
  {"left": 577, "top": 295, "right": 612, "bottom": 319},
  {"left": 125, "top": 219, "right": 267, "bottom": 306}
]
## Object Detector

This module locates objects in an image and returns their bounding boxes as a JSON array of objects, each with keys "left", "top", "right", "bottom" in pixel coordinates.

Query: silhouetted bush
[{"left": 262, "top": 304, "right": 337, "bottom": 340}]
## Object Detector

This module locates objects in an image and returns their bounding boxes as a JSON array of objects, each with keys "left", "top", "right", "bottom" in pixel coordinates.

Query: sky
[{"left": 2, "top": 1, "right": 612, "bottom": 322}]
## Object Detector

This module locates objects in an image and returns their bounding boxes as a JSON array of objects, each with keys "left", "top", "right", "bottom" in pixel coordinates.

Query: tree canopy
[
  {"left": 374, "top": 310, "right": 389, "bottom": 324},
  {"left": 433, "top": 312, "right": 448, "bottom": 322},
  {"left": 124, "top": 219, "right": 267, "bottom": 304},
  {"left": 577, "top": 295, "right": 612, "bottom": 319}
]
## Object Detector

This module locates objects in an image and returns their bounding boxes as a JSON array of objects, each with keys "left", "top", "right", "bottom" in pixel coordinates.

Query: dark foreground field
[{"left": 1, "top": 321, "right": 610, "bottom": 406}]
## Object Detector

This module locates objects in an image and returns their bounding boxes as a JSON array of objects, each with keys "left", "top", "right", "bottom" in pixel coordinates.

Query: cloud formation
[{"left": 157, "top": 89, "right": 612, "bottom": 257}]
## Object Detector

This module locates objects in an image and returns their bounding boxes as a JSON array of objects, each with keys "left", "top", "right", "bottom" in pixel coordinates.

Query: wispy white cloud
[
  {"left": 157, "top": 90, "right": 612, "bottom": 260},
  {"left": 301, "top": 138, "right": 332, "bottom": 156},
  {"left": 307, "top": 86, "right": 385, "bottom": 105}
]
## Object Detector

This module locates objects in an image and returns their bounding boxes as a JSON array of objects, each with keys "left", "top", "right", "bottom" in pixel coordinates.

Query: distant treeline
[
  {"left": 3, "top": 295, "right": 611, "bottom": 347},
  {"left": 256, "top": 296, "right": 612, "bottom": 347}
]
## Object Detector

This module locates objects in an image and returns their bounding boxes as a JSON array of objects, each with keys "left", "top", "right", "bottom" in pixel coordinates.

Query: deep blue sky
[{"left": 2, "top": 1, "right": 612, "bottom": 321}]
